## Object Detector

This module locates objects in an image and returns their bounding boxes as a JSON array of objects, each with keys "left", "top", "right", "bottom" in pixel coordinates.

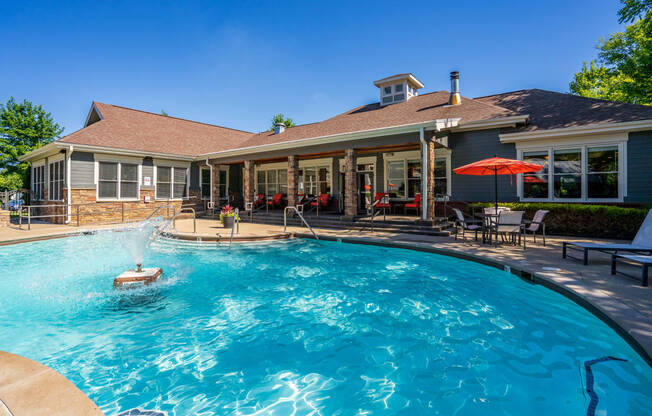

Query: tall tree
[
  {"left": 268, "top": 113, "right": 295, "bottom": 131},
  {"left": 570, "top": 1, "right": 651, "bottom": 105},
  {"left": 0, "top": 98, "right": 63, "bottom": 190}
]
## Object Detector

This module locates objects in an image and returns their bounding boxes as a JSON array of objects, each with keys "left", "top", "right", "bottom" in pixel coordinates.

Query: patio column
[
  {"left": 426, "top": 140, "right": 436, "bottom": 221},
  {"left": 211, "top": 163, "right": 220, "bottom": 205},
  {"left": 344, "top": 148, "right": 357, "bottom": 218},
  {"left": 243, "top": 160, "right": 255, "bottom": 207},
  {"left": 287, "top": 155, "right": 299, "bottom": 207}
]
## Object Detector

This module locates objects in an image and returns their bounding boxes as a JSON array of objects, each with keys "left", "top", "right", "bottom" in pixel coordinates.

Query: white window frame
[
  {"left": 383, "top": 150, "right": 451, "bottom": 200},
  {"left": 48, "top": 154, "right": 65, "bottom": 201},
  {"left": 95, "top": 161, "right": 141, "bottom": 201},
  {"left": 154, "top": 165, "right": 189, "bottom": 200},
  {"left": 516, "top": 136, "right": 627, "bottom": 203},
  {"left": 299, "top": 158, "right": 332, "bottom": 196},
  {"left": 31, "top": 160, "right": 46, "bottom": 201},
  {"left": 199, "top": 166, "right": 211, "bottom": 200},
  {"left": 255, "top": 163, "right": 287, "bottom": 196}
]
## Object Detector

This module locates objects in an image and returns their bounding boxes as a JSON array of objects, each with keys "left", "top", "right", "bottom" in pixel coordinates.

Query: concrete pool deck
[
  {"left": 0, "top": 351, "right": 104, "bottom": 416},
  {"left": 1, "top": 218, "right": 651, "bottom": 367}
]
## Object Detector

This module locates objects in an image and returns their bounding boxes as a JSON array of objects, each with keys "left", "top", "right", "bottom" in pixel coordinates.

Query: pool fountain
[{"left": 113, "top": 218, "right": 164, "bottom": 288}]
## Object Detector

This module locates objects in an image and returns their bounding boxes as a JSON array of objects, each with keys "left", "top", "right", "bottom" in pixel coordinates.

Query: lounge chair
[
  {"left": 562, "top": 209, "right": 652, "bottom": 265},
  {"left": 452, "top": 208, "right": 483, "bottom": 241},
  {"left": 374, "top": 192, "right": 390, "bottom": 219},
  {"left": 523, "top": 209, "right": 549, "bottom": 246},
  {"left": 253, "top": 193, "right": 265, "bottom": 208},
  {"left": 310, "top": 193, "right": 330, "bottom": 215},
  {"left": 610, "top": 253, "right": 651, "bottom": 286}
]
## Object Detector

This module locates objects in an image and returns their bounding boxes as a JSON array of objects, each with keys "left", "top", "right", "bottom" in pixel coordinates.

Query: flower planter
[{"left": 222, "top": 216, "right": 235, "bottom": 228}]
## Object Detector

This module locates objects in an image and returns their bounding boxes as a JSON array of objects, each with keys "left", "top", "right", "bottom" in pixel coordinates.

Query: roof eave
[
  {"left": 198, "top": 118, "right": 461, "bottom": 161},
  {"left": 451, "top": 115, "right": 530, "bottom": 132},
  {"left": 499, "top": 119, "right": 652, "bottom": 143}
]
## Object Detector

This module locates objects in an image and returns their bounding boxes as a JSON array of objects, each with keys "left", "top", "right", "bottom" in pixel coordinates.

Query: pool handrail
[
  {"left": 170, "top": 207, "right": 196, "bottom": 234},
  {"left": 284, "top": 206, "right": 318, "bottom": 240},
  {"left": 228, "top": 208, "right": 240, "bottom": 249}
]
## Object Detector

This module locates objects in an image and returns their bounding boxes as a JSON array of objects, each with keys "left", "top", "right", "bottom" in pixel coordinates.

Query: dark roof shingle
[{"left": 475, "top": 89, "right": 652, "bottom": 132}]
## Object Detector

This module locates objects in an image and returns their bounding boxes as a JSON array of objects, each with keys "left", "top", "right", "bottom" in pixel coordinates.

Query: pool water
[{"left": 0, "top": 233, "right": 650, "bottom": 415}]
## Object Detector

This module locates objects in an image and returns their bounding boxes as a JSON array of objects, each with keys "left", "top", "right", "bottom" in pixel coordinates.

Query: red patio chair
[
  {"left": 403, "top": 193, "right": 421, "bottom": 216},
  {"left": 253, "top": 193, "right": 265, "bottom": 208},
  {"left": 266, "top": 193, "right": 283, "bottom": 208},
  {"left": 310, "top": 193, "right": 330, "bottom": 214}
]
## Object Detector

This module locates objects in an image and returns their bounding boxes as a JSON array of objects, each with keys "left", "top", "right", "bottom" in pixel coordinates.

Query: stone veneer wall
[{"left": 40, "top": 188, "right": 200, "bottom": 226}]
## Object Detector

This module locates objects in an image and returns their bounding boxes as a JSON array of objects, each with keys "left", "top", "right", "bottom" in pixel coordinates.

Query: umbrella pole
[{"left": 494, "top": 166, "right": 498, "bottom": 213}]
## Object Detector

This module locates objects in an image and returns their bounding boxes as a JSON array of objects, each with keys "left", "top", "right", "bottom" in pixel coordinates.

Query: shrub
[{"left": 466, "top": 202, "right": 648, "bottom": 239}]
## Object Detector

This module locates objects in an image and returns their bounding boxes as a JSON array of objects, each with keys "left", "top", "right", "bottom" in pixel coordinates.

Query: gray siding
[
  {"left": 142, "top": 157, "right": 154, "bottom": 189},
  {"left": 70, "top": 151, "right": 94, "bottom": 188},
  {"left": 626, "top": 130, "right": 652, "bottom": 204},
  {"left": 449, "top": 129, "right": 518, "bottom": 202}
]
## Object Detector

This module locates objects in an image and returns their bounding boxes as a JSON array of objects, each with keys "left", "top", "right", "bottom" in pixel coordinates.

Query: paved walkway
[{"left": 1, "top": 218, "right": 650, "bottom": 365}]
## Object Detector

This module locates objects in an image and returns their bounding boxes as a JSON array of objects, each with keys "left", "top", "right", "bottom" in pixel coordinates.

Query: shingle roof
[
  {"left": 475, "top": 89, "right": 652, "bottom": 132},
  {"left": 229, "top": 91, "right": 519, "bottom": 152},
  {"left": 58, "top": 102, "right": 254, "bottom": 157}
]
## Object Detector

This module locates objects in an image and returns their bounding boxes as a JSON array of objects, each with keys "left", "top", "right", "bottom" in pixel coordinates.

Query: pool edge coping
[{"left": 293, "top": 232, "right": 652, "bottom": 367}]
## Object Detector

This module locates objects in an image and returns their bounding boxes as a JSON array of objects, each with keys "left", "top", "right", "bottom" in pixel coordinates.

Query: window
[
  {"left": 121, "top": 164, "right": 138, "bottom": 199},
  {"left": 98, "top": 161, "right": 139, "bottom": 200},
  {"left": 519, "top": 142, "right": 623, "bottom": 202},
  {"left": 553, "top": 149, "right": 582, "bottom": 199},
  {"left": 32, "top": 165, "right": 45, "bottom": 200},
  {"left": 382, "top": 95, "right": 393, "bottom": 104},
  {"left": 218, "top": 169, "right": 228, "bottom": 200},
  {"left": 155, "top": 166, "right": 187, "bottom": 199},
  {"left": 298, "top": 166, "right": 330, "bottom": 196},
  {"left": 434, "top": 159, "right": 448, "bottom": 196},
  {"left": 383, "top": 86, "right": 392, "bottom": 95},
  {"left": 395, "top": 84, "right": 403, "bottom": 92},
  {"left": 407, "top": 160, "right": 421, "bottom": 198},
  {"left": 200, "top": 168, "right": 211, "bottom": 199},
  {"left": 49, "top": 160, "right": 64, "bottom": 201},
  {"left": 522, "top": 151, "right": 549, "bottom": 199},
  {"left": 256, "top": 169, "right": 287, "bottom": 196},
  {"left": 387, "top": 161, "right": 406, "bottom": 198},
  {"left": 173, "top": 168, "right": 187, "bottom": 198},
  {"left": 588, "top": 146, "right": 618, "bottom": 199},
  {"left": 156, "top": 166, "right": 171, "bottom": 199},
  {"left": 98, "top": 162, "right": 118, "bottom": 198}
]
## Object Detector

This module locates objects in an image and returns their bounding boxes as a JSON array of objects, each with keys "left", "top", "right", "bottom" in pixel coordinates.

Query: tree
[
  {"left": 0, "top": 98, "right": 63, "bottom": 190},
  {"left": 618, "top": 0, "right": 652, "bottom": 22},
  {"left": 268, "top": 113, "right": 295, "bottom": 131},
  {"left": 570, "top": 1, "right": 651, "bottom": 105},
  {"left": 161, "top": 109, "right": 169, "bottom": 116}
]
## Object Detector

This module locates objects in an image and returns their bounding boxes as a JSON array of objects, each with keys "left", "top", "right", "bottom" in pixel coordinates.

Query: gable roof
[
  {"left": 58, "top": 102, "right": 254, "bottom": 157},
  {"left": 221, "top": 91, "right": 521, "bottom": 154},
  {"left": 475, "top": 89, "right": 652, "bottom": 132}
]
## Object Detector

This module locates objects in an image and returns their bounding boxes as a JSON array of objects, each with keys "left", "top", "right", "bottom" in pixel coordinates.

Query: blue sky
[{"left": 1, "top": 0, "right": 624, "bottom": 135}]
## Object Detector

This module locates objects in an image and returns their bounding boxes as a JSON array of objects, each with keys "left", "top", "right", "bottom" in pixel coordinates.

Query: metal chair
[
  {"left": 524, "top": 209, "right": 549, "bottom": 246},
  {"left": 452, "top": 208, "right": 483, "bottom": 241}
]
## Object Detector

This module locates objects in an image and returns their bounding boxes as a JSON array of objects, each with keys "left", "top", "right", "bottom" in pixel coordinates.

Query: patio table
[{"left": 474, "top": 213, "right": 526, "bottom": 248}]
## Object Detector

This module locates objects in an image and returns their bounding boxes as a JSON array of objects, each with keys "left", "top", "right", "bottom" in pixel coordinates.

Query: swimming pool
[{"left": 0, "top": 233, "right": 650, "bottom": 415}]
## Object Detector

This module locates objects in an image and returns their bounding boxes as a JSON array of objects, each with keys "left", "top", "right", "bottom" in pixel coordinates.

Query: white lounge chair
[{"left": 563, "top": 209, "right": 652, "bottom": 265}]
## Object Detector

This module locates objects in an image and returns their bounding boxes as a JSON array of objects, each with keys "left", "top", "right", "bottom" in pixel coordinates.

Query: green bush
[{"left": 466, "top": 202, "right": 648, "bottom": 239}]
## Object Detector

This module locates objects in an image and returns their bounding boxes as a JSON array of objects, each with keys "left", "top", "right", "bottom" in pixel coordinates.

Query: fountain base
[{"left": 113, "top": 267, "right": 162, "bottom": 288}]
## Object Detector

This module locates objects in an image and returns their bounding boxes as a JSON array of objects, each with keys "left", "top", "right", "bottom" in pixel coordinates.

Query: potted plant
[{"left": 220, "top": 204, "right": 238, "bottom": 228}]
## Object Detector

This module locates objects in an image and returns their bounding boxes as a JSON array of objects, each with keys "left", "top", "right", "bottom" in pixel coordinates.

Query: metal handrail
[
  {"left": 284, "top": 206, "right": 318, "bottom": 240},
  {"left": 171, "top": 207, "right": 196, "bottom": 233},
  {"left": 228, "top": 208, "right": 240, "bottom": 249},
  {"left": 145, "top": 204, "right": 176, "bottom": 220}
]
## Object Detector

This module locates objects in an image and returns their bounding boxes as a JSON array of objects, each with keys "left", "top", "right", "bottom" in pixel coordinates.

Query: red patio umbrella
[{"left": 453, "top": 156, "right": 543, "bottom": 212}]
